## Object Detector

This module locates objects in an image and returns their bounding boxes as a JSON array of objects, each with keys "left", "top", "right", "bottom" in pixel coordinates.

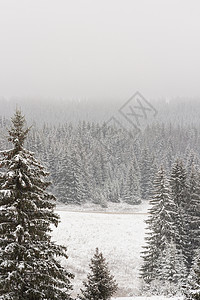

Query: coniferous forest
[
  {"left": 0, "top": 101, "right": 200, "bottom": 299},
  {"left": 1, "top": 100, "right": 200, "bottom": 208}
]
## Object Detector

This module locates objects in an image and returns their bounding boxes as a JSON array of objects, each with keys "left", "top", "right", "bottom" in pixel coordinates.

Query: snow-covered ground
[
  {"left": 52, "top": 202, "right": 183, "bottom": 299},
  {"left": 52, "top": 202, "right": 148, "bottom": 297}
]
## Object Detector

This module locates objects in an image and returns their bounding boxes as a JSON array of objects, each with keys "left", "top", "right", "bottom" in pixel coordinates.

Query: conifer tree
[
  {"left": 170, "top": 159, "right": 191, "bottom": 267},
  {"left": 140, "top": 147, "right": 154, "bottom": 200},
  {"left": 151, "top": 242, "right": 187, "bottom": 296},
  {"left": 55, "top": 150, "right": 72, "bottom": 203},
  {"left": 186, "top": 150, "right": 199, "bottom": 175},
  {"left": 123, "top": 165, "right": 141, "bottom": 205},
  {"left": 0, "top": 110, "right": 73, "bottom": 299},
  {"left": 79, "top": 248, "right": 118, "bottom": 300},
  {"left": 106, "top": 181, "right": 120, "bottom": 203},
  {"left": 56, "top": 146, "right": 85, "bottom": 205},
  {"left": 141, "top": 166, "right": 176, "bottom": 284}
]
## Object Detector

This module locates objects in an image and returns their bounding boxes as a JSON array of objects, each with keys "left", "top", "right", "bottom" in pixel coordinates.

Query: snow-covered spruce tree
[
  {"left": 123, "top": 165, "right": 141, "bottom": 205},
  {"left": 106, "top": 180, "right": 120, "bottom": 204},
  {"left": 139, "top": 147, "right": 154, "bottom": 200},
  {"left": 186, "top": 150, "right": 199, "bottom": 175},
  {"left": 141, "top": 166, "right": 176, "bottom": 285},
  {"left": 0, "top": 110, "right": 73, "bottom": 299},
  {"left": 56, "top": 146, "right": 84, "bottom": 205},
  {"left": 79, "top": 248, "right": 118, "bottom": 300},
  {"left": 170, "top": 159, "right": 191, "bottom": 268},
  {"left": 54, "top": 150, "right": 71, "bottom": 203},
  {"left": 149, "top": 241, "right": 187, "bottom": 296}
]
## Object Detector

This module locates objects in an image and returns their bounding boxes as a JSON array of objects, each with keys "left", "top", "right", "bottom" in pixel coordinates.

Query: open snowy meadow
[
  {"left": 52, "top": 202, "right": 150, "bottom": 297},
  {"left": 52, "top": 202, "right": 184, "bottom": 299}
]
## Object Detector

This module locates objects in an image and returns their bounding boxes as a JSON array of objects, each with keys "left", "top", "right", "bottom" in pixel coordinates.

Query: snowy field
[
  {"left": 52, "top": 203, "right": 149, "bottom": 297},
  {"left": 52, "top": 202, "right": 183, "bottom": 299}
]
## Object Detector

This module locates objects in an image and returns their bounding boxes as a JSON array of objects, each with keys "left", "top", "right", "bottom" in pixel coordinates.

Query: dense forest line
[{"left": 0, "top": 112, "right": 200, "bottom": 206}]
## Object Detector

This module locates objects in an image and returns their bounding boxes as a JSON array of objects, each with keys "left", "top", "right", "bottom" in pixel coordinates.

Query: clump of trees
[{"left": 141, "top": 161, "right": 200, "bottom": 297}]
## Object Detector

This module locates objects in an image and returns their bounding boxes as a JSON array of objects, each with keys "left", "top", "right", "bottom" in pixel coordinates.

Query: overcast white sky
[{"left": 0, "top": 0, "right": 200, "bottom": 100}]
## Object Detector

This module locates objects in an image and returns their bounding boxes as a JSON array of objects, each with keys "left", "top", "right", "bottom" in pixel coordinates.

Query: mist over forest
[{"left": 0, "top": 97, "right": 200, "bottom": 126}]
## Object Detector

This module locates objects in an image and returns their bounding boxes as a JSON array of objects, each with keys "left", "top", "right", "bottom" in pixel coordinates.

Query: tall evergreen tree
[
  {"left": 55, "top": 149, "right": 71, "bottom": 203},
  {"left": 152, "top": 242, "right": 187, "bottom": 296},
  {"left": 140, "top": 147, "right": 154, "bottom": 200},
  {"left": 106, "top": 180, "right": 120, "bottom": 203},
  {"left": 123, "top": 165, "right": 141, "bottom": 205},
  {"left": 56, "top": 146, "right": 85, "bottom": 205},
  {"left": 79, "top": 248, "right": 118, "bottom": 300},
  {"left": 141, "top": 166, "right": 176, "bottom": 284},
  {"left": 170, "top": 159, "right": 191, "bottom": 267},
  {"left": 0, "top": 110, "right": 73, "bottom": 299},
  {"left": 186, "top": 149, "right": 199, "bottom": 175}
]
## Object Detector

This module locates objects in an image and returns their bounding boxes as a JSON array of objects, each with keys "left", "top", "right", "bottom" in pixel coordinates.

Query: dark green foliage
[
  {"left": 79, "top": 248, "right": 118, "bottom": 300},
  {"left": 0, "top": 110, "right": 73, "bottom": 299}
]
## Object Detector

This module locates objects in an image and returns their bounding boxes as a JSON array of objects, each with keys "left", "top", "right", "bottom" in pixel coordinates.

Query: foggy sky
[{"left": 0, "top": 0, "right": 200, "bottom": 100}]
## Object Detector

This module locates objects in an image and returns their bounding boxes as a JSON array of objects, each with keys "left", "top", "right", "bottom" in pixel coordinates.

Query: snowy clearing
[
  {"left": 52, "top": 203, "right": 149, "bottom": 297},
  {"left": 52, "top": 203, "right": 184, "bottom": 299}
]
